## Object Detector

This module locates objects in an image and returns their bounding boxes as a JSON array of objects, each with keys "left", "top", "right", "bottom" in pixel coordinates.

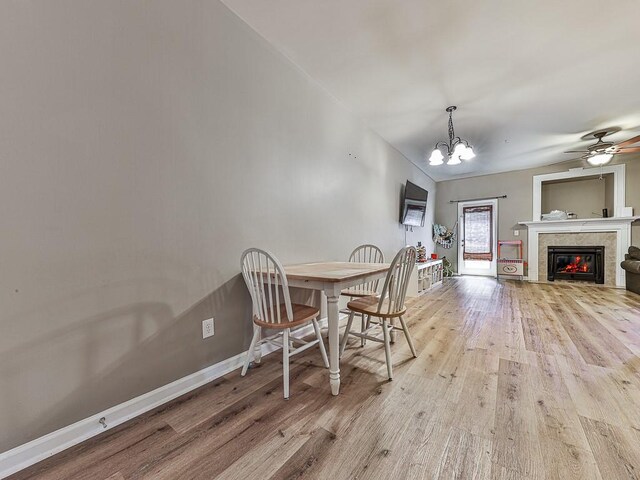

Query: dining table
[{"left": 282, "top": 261, "right": 390, "bottom": 395}]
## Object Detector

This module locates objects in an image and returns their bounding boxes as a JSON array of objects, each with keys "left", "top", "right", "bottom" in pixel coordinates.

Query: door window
[{"left": 463, "top": 205, "right": 493, "bottom": 261}]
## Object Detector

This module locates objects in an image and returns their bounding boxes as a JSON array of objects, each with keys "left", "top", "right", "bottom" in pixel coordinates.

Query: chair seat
[
  {"left": 341, "top": 287, "right": 378, "bottom": 298},
  {"left": 347, "top": 295, "right": 406, "bottom": 319},
  {"left": 254, "top": 303, "right": 319, "bottom": 329}
]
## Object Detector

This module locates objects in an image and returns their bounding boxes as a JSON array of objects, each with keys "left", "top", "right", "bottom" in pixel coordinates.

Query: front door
[{"left": 457, "top": 199, "right": 498, "bottom": 277}]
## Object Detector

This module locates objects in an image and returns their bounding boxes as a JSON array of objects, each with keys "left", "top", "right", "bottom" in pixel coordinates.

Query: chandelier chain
[{"left": 448, "top": 109, "right": 455, "bottom": 147}]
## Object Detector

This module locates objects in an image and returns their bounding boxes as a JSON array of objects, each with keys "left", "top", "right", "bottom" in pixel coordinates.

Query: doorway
[{"left": 457, "top": 199, "right": 498, "bottom": 277}]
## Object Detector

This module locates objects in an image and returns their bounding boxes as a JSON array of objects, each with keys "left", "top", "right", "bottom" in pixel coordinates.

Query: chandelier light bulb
[
  {"left": 461, "top": 145, "right": 475, "bottom": 160},
  {"left": 447, "top": 153, "right": 462, "bottom": 165},
  {"left": 587, "top": 153, "right": 613, "bottom": 166},
  {"left": 453, "top": 143, "right": 467, "bottom": 157},
  {"left": 429, "top": 149, "right": 444, "bottom": 165}
]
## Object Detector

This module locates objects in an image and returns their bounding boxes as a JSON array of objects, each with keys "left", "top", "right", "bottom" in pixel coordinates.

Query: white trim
[
  {"left": 519, "top": 217, "right": 639, "bottom": 287},
  {"left": 519, "top": 216, "right": 640, "bottom": 228},
  {"left": 532, "top": 164, "right": 626, "bottom": 220},
  {"left": 457, "top": 199, "right": 499, "bottom": 277},
  {"left": 498, "top": 276, "right": 530, "bottom": 281},
  {"left": 0, "top": 318, "right": 332, "bottom": 479}
]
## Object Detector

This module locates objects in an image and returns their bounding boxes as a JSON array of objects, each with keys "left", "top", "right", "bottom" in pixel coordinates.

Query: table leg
[
  {"left": 326, "top": 291, "right": 341, "bottom": 395},
  {"left": 320, "top": 291, "right": 327, "bottom": 321}
]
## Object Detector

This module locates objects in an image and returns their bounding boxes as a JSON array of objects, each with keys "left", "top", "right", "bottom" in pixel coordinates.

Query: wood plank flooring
[{"left": 8, "top": 278, "right": 640, "bottom": 480}]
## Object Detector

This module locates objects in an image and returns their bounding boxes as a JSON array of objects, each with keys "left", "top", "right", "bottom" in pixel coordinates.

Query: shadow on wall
[{"left": 0, "top": 275, "right": 257, "bottom": 453}]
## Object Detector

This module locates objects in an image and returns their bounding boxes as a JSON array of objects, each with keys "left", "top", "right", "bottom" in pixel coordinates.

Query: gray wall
[
  {"left": 434, "top": 156, "right": 640, "bottom": 272},
  {"left": 0, "top": 1, "right": 435, "bottom": 452},
  {"left": 541, "top": 176, "right": 610, "bottom": 219}
]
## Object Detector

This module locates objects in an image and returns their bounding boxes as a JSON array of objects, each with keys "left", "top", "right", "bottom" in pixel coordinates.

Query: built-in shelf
[
  {"left": 532, "top": 165, "right": 626, "bottom": 220},
  {"left": 407, "top": 259, "right": 443, "bottom": 297}
]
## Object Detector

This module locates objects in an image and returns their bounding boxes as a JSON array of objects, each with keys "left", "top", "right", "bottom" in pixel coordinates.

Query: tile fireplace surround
[
  {"left": 520, "top": 217, "right": 639, "bottom": 287},
  {"left": 540, "top": 233, "right": 615, "bottom": 286}
]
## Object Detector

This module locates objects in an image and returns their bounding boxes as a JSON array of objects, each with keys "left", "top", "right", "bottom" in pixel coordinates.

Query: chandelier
[{"left": 428, "top": 106, "right": 475, "bottom": 166}]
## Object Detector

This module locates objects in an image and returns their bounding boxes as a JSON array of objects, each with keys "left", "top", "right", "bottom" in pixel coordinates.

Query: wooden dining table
[{"left": 282, "top": 261, "right": 390, "bottom": 395}]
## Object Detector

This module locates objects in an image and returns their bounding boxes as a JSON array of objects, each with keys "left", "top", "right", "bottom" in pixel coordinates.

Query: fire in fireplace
[
  {"left": 547, "top": 246, "right": 604, "bottom": 284},
  {"left": 557, "top": 255, "right": 591, "bottom": 274}
]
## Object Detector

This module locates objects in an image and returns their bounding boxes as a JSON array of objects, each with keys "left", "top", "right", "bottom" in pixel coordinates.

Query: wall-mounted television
[{"left": 400, "top": 180, "right": 428, "bottom": 227}]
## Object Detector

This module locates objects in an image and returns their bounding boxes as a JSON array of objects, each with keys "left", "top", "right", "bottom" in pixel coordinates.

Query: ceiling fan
[{"left": 565, "top": 128, "right": 640, "bottom": 165}]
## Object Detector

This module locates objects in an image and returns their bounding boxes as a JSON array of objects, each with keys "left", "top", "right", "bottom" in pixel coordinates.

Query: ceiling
[{"left": 222, "top": 0, "right": 640, "bottom": 181}]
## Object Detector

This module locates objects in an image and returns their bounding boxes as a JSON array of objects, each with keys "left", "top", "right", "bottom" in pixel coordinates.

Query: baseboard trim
[{"left": 0, "top": 318, "right": 331, "bottom": 479}]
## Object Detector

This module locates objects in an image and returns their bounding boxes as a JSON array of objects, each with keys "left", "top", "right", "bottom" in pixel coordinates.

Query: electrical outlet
[{"left": 202, "top": 318, "right": 214, "bottom": 339}]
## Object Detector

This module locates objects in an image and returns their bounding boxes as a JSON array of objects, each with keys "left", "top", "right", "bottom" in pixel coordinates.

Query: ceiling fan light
[
  {"left": 587, "top": 153, "right": 613, "bottom": 166},
  {"left": 461, "top": 145, "right": 475, "bottom": 160},
  {"left": 429, "top": 149, "right": 444, "bottom": 165}
]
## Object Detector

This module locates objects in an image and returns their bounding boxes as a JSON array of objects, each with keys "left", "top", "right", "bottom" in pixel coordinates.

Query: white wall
[{"left": 0, "top": 0, "right": 435, "bottom": 452}]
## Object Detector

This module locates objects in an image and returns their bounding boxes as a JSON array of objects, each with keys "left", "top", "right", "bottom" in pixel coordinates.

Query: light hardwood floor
[{"left": 9, "top": 278, "right": 640, "bottom": 480}]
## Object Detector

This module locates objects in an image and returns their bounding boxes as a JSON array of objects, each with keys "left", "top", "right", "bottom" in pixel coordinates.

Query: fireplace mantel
[
  {"left": 519, "top": 216, "right": 639, "bottom": 287},
  {"left": 520, "top": 217, "right": 640, "bottom": 228}
]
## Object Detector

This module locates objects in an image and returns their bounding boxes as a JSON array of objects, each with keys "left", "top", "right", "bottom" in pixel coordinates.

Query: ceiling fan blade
[
  {"left": 617, "top": 146, "right": 640, "bottom": 153},
  {"left": 614, "top": 134, "right": 640, "bottom": 148},
  {"left": 564, "top": 150, "right": 589, "bottom": 154}
]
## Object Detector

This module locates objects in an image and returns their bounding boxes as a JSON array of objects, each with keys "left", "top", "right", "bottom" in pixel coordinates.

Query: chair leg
[
  {"left": 313, "top": 318, "right": 329, "bottom": 368},
  {"left": 360, "top": 313, "right": 366, "bottom": 347},
  {"left": 399, "top": 316, "right": 417, "bottom": 358},
  {"left": 382, "top": 319, "right": 393, "bottom": 381},
  {"left": 253, "top": 327, "right": 263, "bottom": 365},
  {"left": 389, "top": 318, "right": 396, "bottom": 344},
  {"left": 242, "top": 326, "right": 261, "bottom": 376},
  {"left": 283, "top": 328, "right": 290, "bottom": 399},
  {"left": 340, "top": 310, "right": 356, "bottom": 357}
]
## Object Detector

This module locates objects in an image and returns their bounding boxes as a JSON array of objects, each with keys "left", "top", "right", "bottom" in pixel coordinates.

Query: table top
[{"left": 283, "top": 261, "right": 389, "bottom": 283}]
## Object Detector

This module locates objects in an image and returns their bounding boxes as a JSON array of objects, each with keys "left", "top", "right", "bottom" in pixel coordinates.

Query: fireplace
[{"left": 547, "top": 246, "right": 604, "bottom": 284}]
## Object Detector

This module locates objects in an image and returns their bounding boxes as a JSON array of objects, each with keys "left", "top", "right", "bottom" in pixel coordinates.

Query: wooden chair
[
  {"left": 240, "top": 248, "right": 329, "bottom": 399},
  {"left": 340, "top": 246, "right": 418, "bottom": 380},
  {"left": 340, "top": 244, "right": 384, "bottom": 346}
]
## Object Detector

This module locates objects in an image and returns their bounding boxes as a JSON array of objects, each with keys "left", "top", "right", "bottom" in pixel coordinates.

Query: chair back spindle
[
  {"left": 241, "top": 248, "right": 293, "bottom": 325},
  {"left": 377, "top": 246, "right": 417, "bottom": 316},
  {"left": 348, "top": 244, "right": 385, "bottom": 294}
]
